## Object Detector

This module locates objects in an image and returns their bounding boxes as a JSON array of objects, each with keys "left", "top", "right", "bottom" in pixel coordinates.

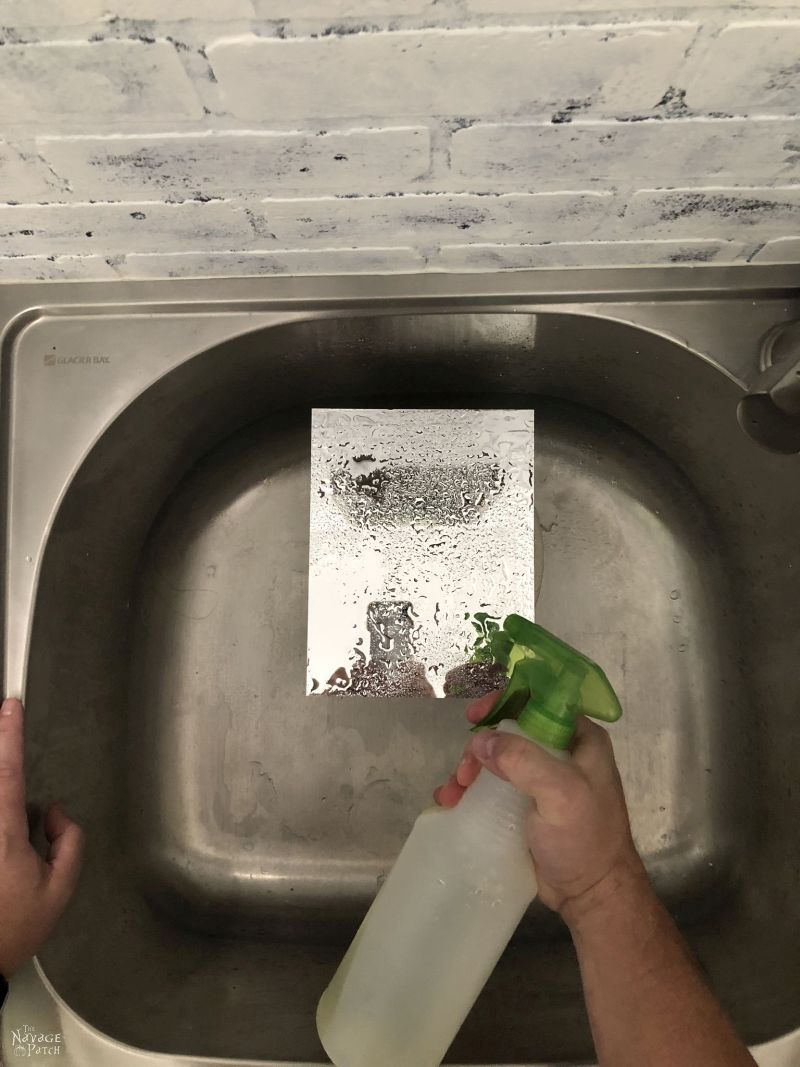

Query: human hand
[
  {"left": 435, "top": 692, "right": 645, "bottom": 924},
  {"left": 0, "top": 698, "right": 84, "bottom": 977}
]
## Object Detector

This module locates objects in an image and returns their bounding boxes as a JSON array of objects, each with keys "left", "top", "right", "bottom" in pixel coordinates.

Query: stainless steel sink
[{"left": 1, "top": 267, "right": 798, "bottom": 1066}]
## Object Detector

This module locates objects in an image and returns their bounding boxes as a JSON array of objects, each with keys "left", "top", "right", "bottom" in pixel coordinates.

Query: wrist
[{"left": 560, "top": 853, "right": 653, "bottom": 934}]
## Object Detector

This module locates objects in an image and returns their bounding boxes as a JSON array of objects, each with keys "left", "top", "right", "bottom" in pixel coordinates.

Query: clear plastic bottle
[
  {"left": 317, "top": 723, "right": 556, "bottom": 1067},
  {"left": 317, "top": 617, "right": 623, "bottom": 1067}
]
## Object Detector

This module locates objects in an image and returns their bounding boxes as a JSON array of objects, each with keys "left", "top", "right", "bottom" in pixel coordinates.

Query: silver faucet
[{"left": 738, "top": 321, "right": 800, "bottom": 453}]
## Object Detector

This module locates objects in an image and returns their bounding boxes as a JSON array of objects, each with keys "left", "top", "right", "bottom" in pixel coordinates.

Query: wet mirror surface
[{"left": 307, "top": 408, "right": 535, "bottom": 698}]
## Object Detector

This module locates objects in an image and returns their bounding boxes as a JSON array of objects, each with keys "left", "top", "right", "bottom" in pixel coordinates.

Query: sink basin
[{"left": 2, "top": 268, "right": 799, "bottom": 1065}]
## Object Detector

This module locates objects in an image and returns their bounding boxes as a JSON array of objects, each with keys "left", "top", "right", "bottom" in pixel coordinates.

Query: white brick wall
[
  {"left": 627, "top": 187, "right": 800, "bottom": 238},
  {"left": 254, "top": 191, "right": 614, "bottom": 245},
  {"left": 2, "top": 41, "right": 203, "bottom": 121},
  {"left": 37, "top": 128, "right": 430, "bottom": 198},
  {"left": 686, "top": 22, "right": 800, "bottom": 112},
  {"left": 0, "top": 201, "right": 255, "bottom": 255},
  {"left": 0, "top": 3, "right": 798, "bottom": 280},
  {"left": 452, "top": 119, "right": 800, "bottom": 187},
  {"left": 207, "top": 25, "right": 697, "bottom": 121}
]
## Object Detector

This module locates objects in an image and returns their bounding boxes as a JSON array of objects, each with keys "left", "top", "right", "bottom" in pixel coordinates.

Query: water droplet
[
  {"left": 678, "top": 642, "right": 687, "bottom": 652},
  {"left": 670, "top": 589, "right": 680, "bottom": 600},
  {"left": 672, "top": 615, "right": 680, "bottom": 624},
  {"left": 24, "top": 555, "right": 32, "bottom": 563}
]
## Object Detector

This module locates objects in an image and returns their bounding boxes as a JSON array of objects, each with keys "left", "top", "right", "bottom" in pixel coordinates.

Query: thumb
[
  {"left": 469, "top": 730, "right": 580, "bottom": 823},
  {"left": 44, "top": 803, "right": 84, "bottom": 910}
]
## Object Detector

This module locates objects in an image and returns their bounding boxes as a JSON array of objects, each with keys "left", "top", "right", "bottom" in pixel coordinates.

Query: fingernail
[
  {"left": 472, "top": 731, "right": 500, "bottom": 761},
  {"left": 432, "top": 787, "right": 441, "bottom": 804},
  {"left": 1, "top": 699, "right": 16, "bottom": 716}
]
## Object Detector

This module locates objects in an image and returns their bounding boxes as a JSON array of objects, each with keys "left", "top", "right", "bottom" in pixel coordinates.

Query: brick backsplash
[{"left": 0, "top": 1, "right": 798, "bottom": 281}]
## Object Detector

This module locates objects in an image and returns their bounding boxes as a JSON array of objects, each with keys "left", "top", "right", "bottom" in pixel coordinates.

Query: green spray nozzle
[{"left": 471, "top": 615, "right": 623, "bottom": 749}]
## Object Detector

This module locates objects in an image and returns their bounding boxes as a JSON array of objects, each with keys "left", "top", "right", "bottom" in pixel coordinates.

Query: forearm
[{"left": 565, "top": 862, "right": 756, "bottom": 1067}]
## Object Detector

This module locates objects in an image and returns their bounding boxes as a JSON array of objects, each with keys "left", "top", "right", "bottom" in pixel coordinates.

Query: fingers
[
  {"left": 465, "top": 690, "right": 502, "bottom": 724},
  {"left": 0, "top": 698, "right": 28, "bottom": 840},
  {"left": 455, "top": 750, "right": 480, "bottom": 787},
  {"left": 570, "top": 717, "right": 618, "bottom": 778},
  {"left": 433, "top": 749, "right": 481, "bottom": 808},
  {"left": 571, "top": 714, "right": 610, "bottom": 750},
  {"left": 44, "top": 803, "right": 84, "bottom": 909},
  {"left": 434, "top": 775, "right": 465, "bottom": 808},
  {"left": 469, "top": 730, "right": 580, "bottom": 822}
]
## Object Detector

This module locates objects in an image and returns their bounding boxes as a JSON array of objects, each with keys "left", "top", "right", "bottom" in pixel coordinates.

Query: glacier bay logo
[{"left": 43, "top": 351, "right": 111, "bottom": 366}]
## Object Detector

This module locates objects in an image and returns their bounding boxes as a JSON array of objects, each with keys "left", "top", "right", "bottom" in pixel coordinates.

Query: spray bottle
[{"left": 317, "top": 616, "right": 623, "bottom": 1067}]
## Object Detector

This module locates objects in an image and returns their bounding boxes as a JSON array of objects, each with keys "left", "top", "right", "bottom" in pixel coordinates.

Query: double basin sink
[{"left": 1, "top": 266, "right": 798, "bottom": 1065}]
